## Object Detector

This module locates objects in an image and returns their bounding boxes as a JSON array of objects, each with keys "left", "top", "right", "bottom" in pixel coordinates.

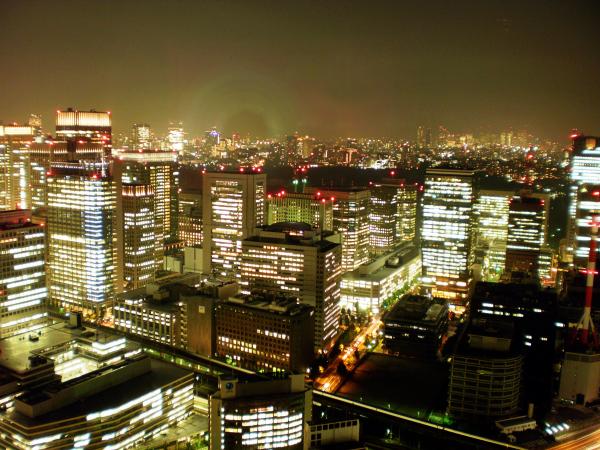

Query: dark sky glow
[{"left": 1, "top": 0, "right": 599, "bottom": 139}]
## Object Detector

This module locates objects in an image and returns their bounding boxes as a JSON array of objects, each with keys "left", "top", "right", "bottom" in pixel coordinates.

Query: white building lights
[
  {"left": 0, "top": 210, "right": 47, "bottom": 338},
  {"left": 421, "top": 168, "right": 475, "bottom": 312},
  {"left": 47, "top": 165, "right": 121, "bottom": 318},
  {"left": 203, "top": 170, "right": 266, "bottom": 279}
]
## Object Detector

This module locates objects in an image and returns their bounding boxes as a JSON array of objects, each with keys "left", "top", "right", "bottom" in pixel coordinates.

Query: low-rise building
[
  {"left": 215, "top": 292, "right": 315, "bottom": 373},
  {"left": 448, "top": 318, "right": 523, "bottom": 420},
  {"left": 382, "top": 295, "right": 448, "bottom": 357},
  {"left": 0, "top": 324, "right": 194, "bottom": 450},
  {"left": 113, "top": 274, "right": 237, "bottom": 356},
  {"left": 209, "top": 374, "right": 311, "bottom": 450},
  {"left": 340, "top": 245, "right": 421, "bottom": 314}
]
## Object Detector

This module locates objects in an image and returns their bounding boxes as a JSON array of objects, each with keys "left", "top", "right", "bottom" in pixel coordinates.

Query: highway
[{"left": 551, "top": 424, "right": 600, "bottom": 449}]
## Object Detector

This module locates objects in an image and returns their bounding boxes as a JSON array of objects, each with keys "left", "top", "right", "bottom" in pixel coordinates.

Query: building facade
[
  {"left": 209, "top": 375, "right": 310, "bottom": 450},
  {"left": 505, "top": 193, "right": 546, "bottom": 276},
  {"left": 0, "top": 210, "right": 47, "bottom": 338},
  {"left": 122, "top": 183, "right": 156, "bottom": 290},
  {"left": 46, "top": 163, "right": 122, "bottom": 318},
  {"left": 340, "top": 245, "right": 421, "bottom": 314},
  {"left": 305, "top": 187, "right": 370, "bottom": 272},
  {"left": 215, "top": 293, "right": 314, "bottom": 373},
  {"left": 475, "top": 190, "right": 512, "bottom": 281},
  {"left": 117, "top": 151, "right": 179, "bottom": 269},
  {"left": 240, "top": 223, "right": 342, "bottom": 352},
  {"left": 267, "top": 191, "right": 334, "bottom": 231},
  {"left": 203, "top": 169, "right": 266, "bottom": 279},
  {"left": 421, "top": 168, "right": 475, "bottom": 311}
]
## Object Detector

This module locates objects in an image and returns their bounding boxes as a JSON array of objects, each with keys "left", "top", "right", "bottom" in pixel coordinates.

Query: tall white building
[
  {"left": 122, "top": 183, "right": 156, "bottom": 290},
  {"left": 421, "top": 168, "right": 475, "bottom": 312},
  {"left": 0, "top": 210, "right": 47, "bottom": 338},
  {"left": 305, "top": 187, "right": 370, "bottom": 272},
  {"left": 475, "top": 190, "right": 512, "bottom": 281},
  {"left": 569, "top": 135, "right": 600, "bottom": 265},
  {"left": 203, "top": 169, "right": 266, "bottom": 279},
  {"left": 46, "top": 163, "right": 122, "bottom": 318}
]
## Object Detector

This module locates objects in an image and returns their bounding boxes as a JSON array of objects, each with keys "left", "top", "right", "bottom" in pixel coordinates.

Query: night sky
[{"left": 1, "top": 0, "right": 599, "bottom": 140}]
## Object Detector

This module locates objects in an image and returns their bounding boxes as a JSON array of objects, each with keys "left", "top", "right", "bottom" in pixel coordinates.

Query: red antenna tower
[{"left": 572, "top": 209, "right": 600, "bottom": 349}]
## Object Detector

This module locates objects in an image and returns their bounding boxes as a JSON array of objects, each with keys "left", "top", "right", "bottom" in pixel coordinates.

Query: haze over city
[{"left": 1, "top": 0, "right": 600, "bottom": 139}]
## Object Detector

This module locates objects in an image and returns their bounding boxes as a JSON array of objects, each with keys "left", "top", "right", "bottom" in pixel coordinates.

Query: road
[
  {"left": 314, "top": 317, "right": 381, "bottom": 393},
  {"left": 551, "top": 424, "right": 600, "bottom": 449}
]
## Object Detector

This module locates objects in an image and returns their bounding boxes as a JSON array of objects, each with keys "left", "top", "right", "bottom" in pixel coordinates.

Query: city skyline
[{"left": 1, "top": 1, "right": 599, "bottom": 140}]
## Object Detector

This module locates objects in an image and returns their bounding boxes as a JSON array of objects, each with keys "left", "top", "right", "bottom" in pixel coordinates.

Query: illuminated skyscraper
[
  {"left": 28, "top": 139, "right": 104, "bottom": 212},
  {"left": 168, "top": 121, "right": 185, "bottom": 153},
  {"left": 417, "top": 125, "right": 425, "bottom": 147},
  {"left": 0, "top": 210, "right": 47, "bottom": 338},
  {"left": 421, "top": 168, "right": 475, "bottom": 311},
  {"left": 131, "top": 123, "right": 152, "bottom": 150},
  {"left": 369, "top": 184, "right": 397, "bottom": 255},
  {"left": 46, "top": 163, "right": 122, "bottom": 318},
  {"left": 178, "top": 189, "right": 203, "bottom": 247},
  {"left": 241, "top": 223, "right": 342, "bottom": 352},
  {"left": 202, "top": 169, "right": 266, "bottom": 279},
  {"left": 267, "top": 191, "right": 334, "bottom": 231},
  {"left": 569, "top": 135, "right": 600, "bottom": 264},
  {"left": 505, "top": 193, "right": 546, "bottom": 276},
  {"left": 55, "top": 108, "right": 112, "bottom": 156},
  {"left": 573, "top": 185, "right": 600, "bottom": 268},
  {"left": 0, "top": 124, "right": 33, "bottom": 210},
  {"left": 117, "top": 150, "right": 179, "bottom": 269},
  {"left": 369, "top": 178, "right": 418, "bottom": 253},
  {"left": 305, "top": 187, "right": 370, "bottom": 272},
  {"left": 474, "top": 190, "right": 512, "bottom": 281},
  {"left": 122, "top": 183, "right": 156, "bottom": 290}
]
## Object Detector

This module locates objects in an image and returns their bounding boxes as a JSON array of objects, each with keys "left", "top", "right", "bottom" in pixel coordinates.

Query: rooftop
[
  {"left": 223, "top": 293, "right": 312, "bottom": 317},
  {"left": 7, "top": 358, "right": 191, "bottom": 428},
  {"left": 384, "top": 295, "right": 447, "bottom": 324}
]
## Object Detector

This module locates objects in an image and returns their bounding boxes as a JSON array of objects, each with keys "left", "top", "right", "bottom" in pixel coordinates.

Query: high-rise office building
[
  {"left": 46, "top": 163, "right": 122, "bottom": 318},
  {"left": 117, "top": 150, "right": 179, "bottom": 269},
  {"left": 131, "top": 123, "right": 152, "bottom": 150},
  {"left": 178, "top": 189, "right": 203, "bottom": 247},
  {"left": 305, "top": 187, "right": 370, "bottom": 272},
  {"left": 209, "top": 374, "right": 310, "bottom": 450},
  {"left": 203, "top": 169, "right": 266, "bottom": 279},
  {"left": 567, "top": 135, "right": 600, "bottom": 261},
  {"left": 396, "top": 182, "right": 418, "bottom": 243},
  {"left": 240, "top": 223, "right": 342, "bottom": 352},
  {"left": 417, "top": 125, "right": 425, "bottom": 147},
  {"left": 573, "top": 185, "right": 600, "bottom": 268},
  {"left": 122, "top": 183, "right": 156, "bottom": 290},
  {"left": 369, "top": 184, "right": 397, "bottom": 255},
  {"left": 0, "top": 124, "right": 33, "bottom": 211},
  {"left": 369, "top": 179, "right": 417, "bottom": 253},
  {"left": 0, "top": 210, "right": 47, "bottom": 338},
  {"left": 475, "top": 190, "right": 512, "bottom": 281},
  {"left": 28, "top": 139, "right": 105, "bottom": 212},
  {"left": 168, "top": 121, "right": 185, "bottom": 153},
  {"left": 505, "top": 193, "right": 546, "bottom": 277},
  {"left": 421, "top": 168, "right": 475, "bottom": 311},
  {"left": 55, "top": 108, "right": 112, "bottom": 156},
  {"left": 267, "top": 191, "right": 334, "bottom": 231}
]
